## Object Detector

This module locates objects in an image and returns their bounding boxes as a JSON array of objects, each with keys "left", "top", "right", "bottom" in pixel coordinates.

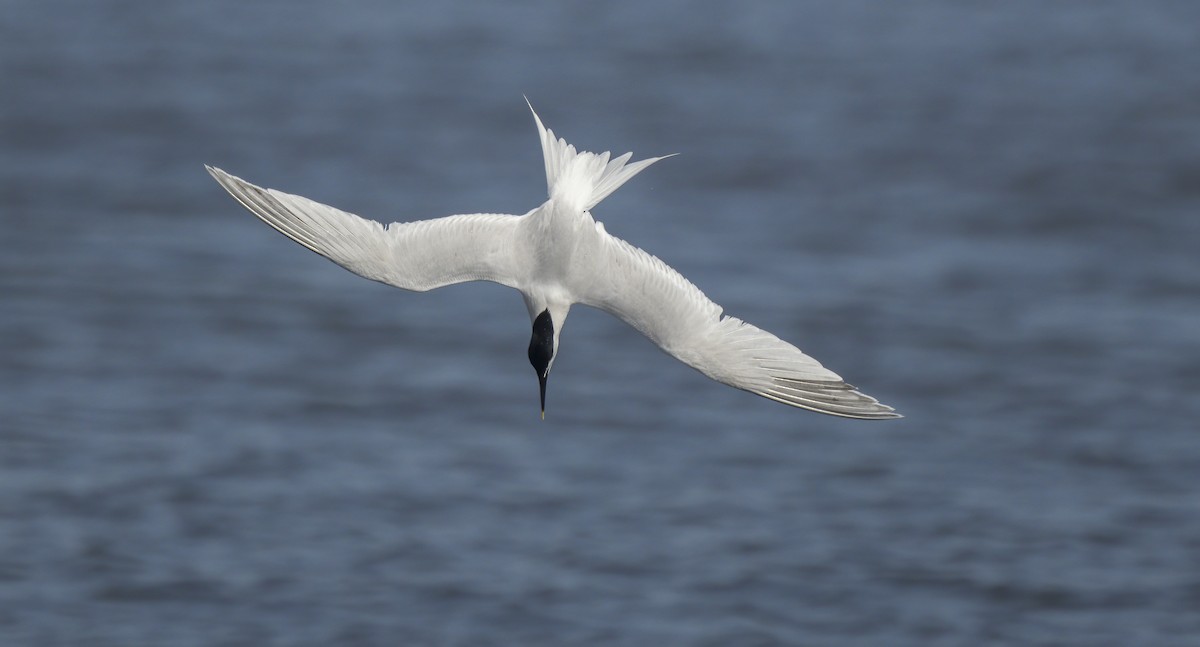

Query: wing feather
[
  {"left": 577, "top": 233, "right": 900, "bottom": 419},
  {"left": 207, "top": 166, "right": 521, "bottom": 291}
]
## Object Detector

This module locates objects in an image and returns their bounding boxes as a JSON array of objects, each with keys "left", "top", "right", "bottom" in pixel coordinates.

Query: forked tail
[{"left": 526, "top": 98, "right": 674, "bottom": 212}]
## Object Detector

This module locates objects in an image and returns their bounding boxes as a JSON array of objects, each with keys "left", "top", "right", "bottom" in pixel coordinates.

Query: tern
[{"left": 207, "top": 102, "right": 899, "bottom": 420}]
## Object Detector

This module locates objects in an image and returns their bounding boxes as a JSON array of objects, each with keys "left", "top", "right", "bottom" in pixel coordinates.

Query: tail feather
[{"left": 526, "top": 98, "right": 673, "bottom": 212}]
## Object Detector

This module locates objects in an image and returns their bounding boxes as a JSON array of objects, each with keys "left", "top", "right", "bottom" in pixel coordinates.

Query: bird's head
[{"left": 527, "top": 309, "right": 557, "bottom": 419}]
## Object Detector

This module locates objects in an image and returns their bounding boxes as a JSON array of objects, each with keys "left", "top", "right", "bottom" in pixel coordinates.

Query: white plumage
[{"left": 207, "top": 102, "right": 899, "bottom": 419}]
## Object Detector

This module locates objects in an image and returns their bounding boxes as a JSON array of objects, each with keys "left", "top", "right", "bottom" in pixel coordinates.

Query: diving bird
[{"left": 207, "top": 102, "right": 899, "bottom": 420}]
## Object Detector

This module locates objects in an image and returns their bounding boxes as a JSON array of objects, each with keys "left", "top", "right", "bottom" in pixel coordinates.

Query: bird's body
[{"left": 207, "top": 102, "right": 899, "bottom": 419}]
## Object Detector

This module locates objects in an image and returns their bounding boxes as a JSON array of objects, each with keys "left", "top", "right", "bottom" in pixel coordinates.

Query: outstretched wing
[
  {"left": 207, "top": 166, "right": 522, "bottom": 291},
  {"left": 575, "top": 233, "right": 900, "bottom": 419}
]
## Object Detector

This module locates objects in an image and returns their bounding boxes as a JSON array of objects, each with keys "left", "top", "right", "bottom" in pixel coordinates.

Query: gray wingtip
[
  {"left": 204, "top": 164, "right": 228, "bottom": 184},
  {"left": 763, "top": 377, "right": 903, "bottom": 420}
]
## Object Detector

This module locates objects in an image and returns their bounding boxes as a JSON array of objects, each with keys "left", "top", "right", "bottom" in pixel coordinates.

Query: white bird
[{"left": 207, "top": 102, "right": 899, "bottom": 420}]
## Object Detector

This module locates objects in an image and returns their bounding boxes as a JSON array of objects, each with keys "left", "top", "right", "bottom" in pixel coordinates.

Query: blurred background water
[{"left": 3, "top": 1, "right": 1199, "bottom": 645}]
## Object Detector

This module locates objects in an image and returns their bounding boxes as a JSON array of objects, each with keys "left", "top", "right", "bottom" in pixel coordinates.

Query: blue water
[{"left": 3, "top": 1, "right": 1199, "bottom": 645}]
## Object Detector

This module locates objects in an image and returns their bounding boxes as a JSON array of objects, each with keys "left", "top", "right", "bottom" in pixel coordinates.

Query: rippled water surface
[{"left": 3, "top": 2, "right": 1199, "bottom": 645}]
